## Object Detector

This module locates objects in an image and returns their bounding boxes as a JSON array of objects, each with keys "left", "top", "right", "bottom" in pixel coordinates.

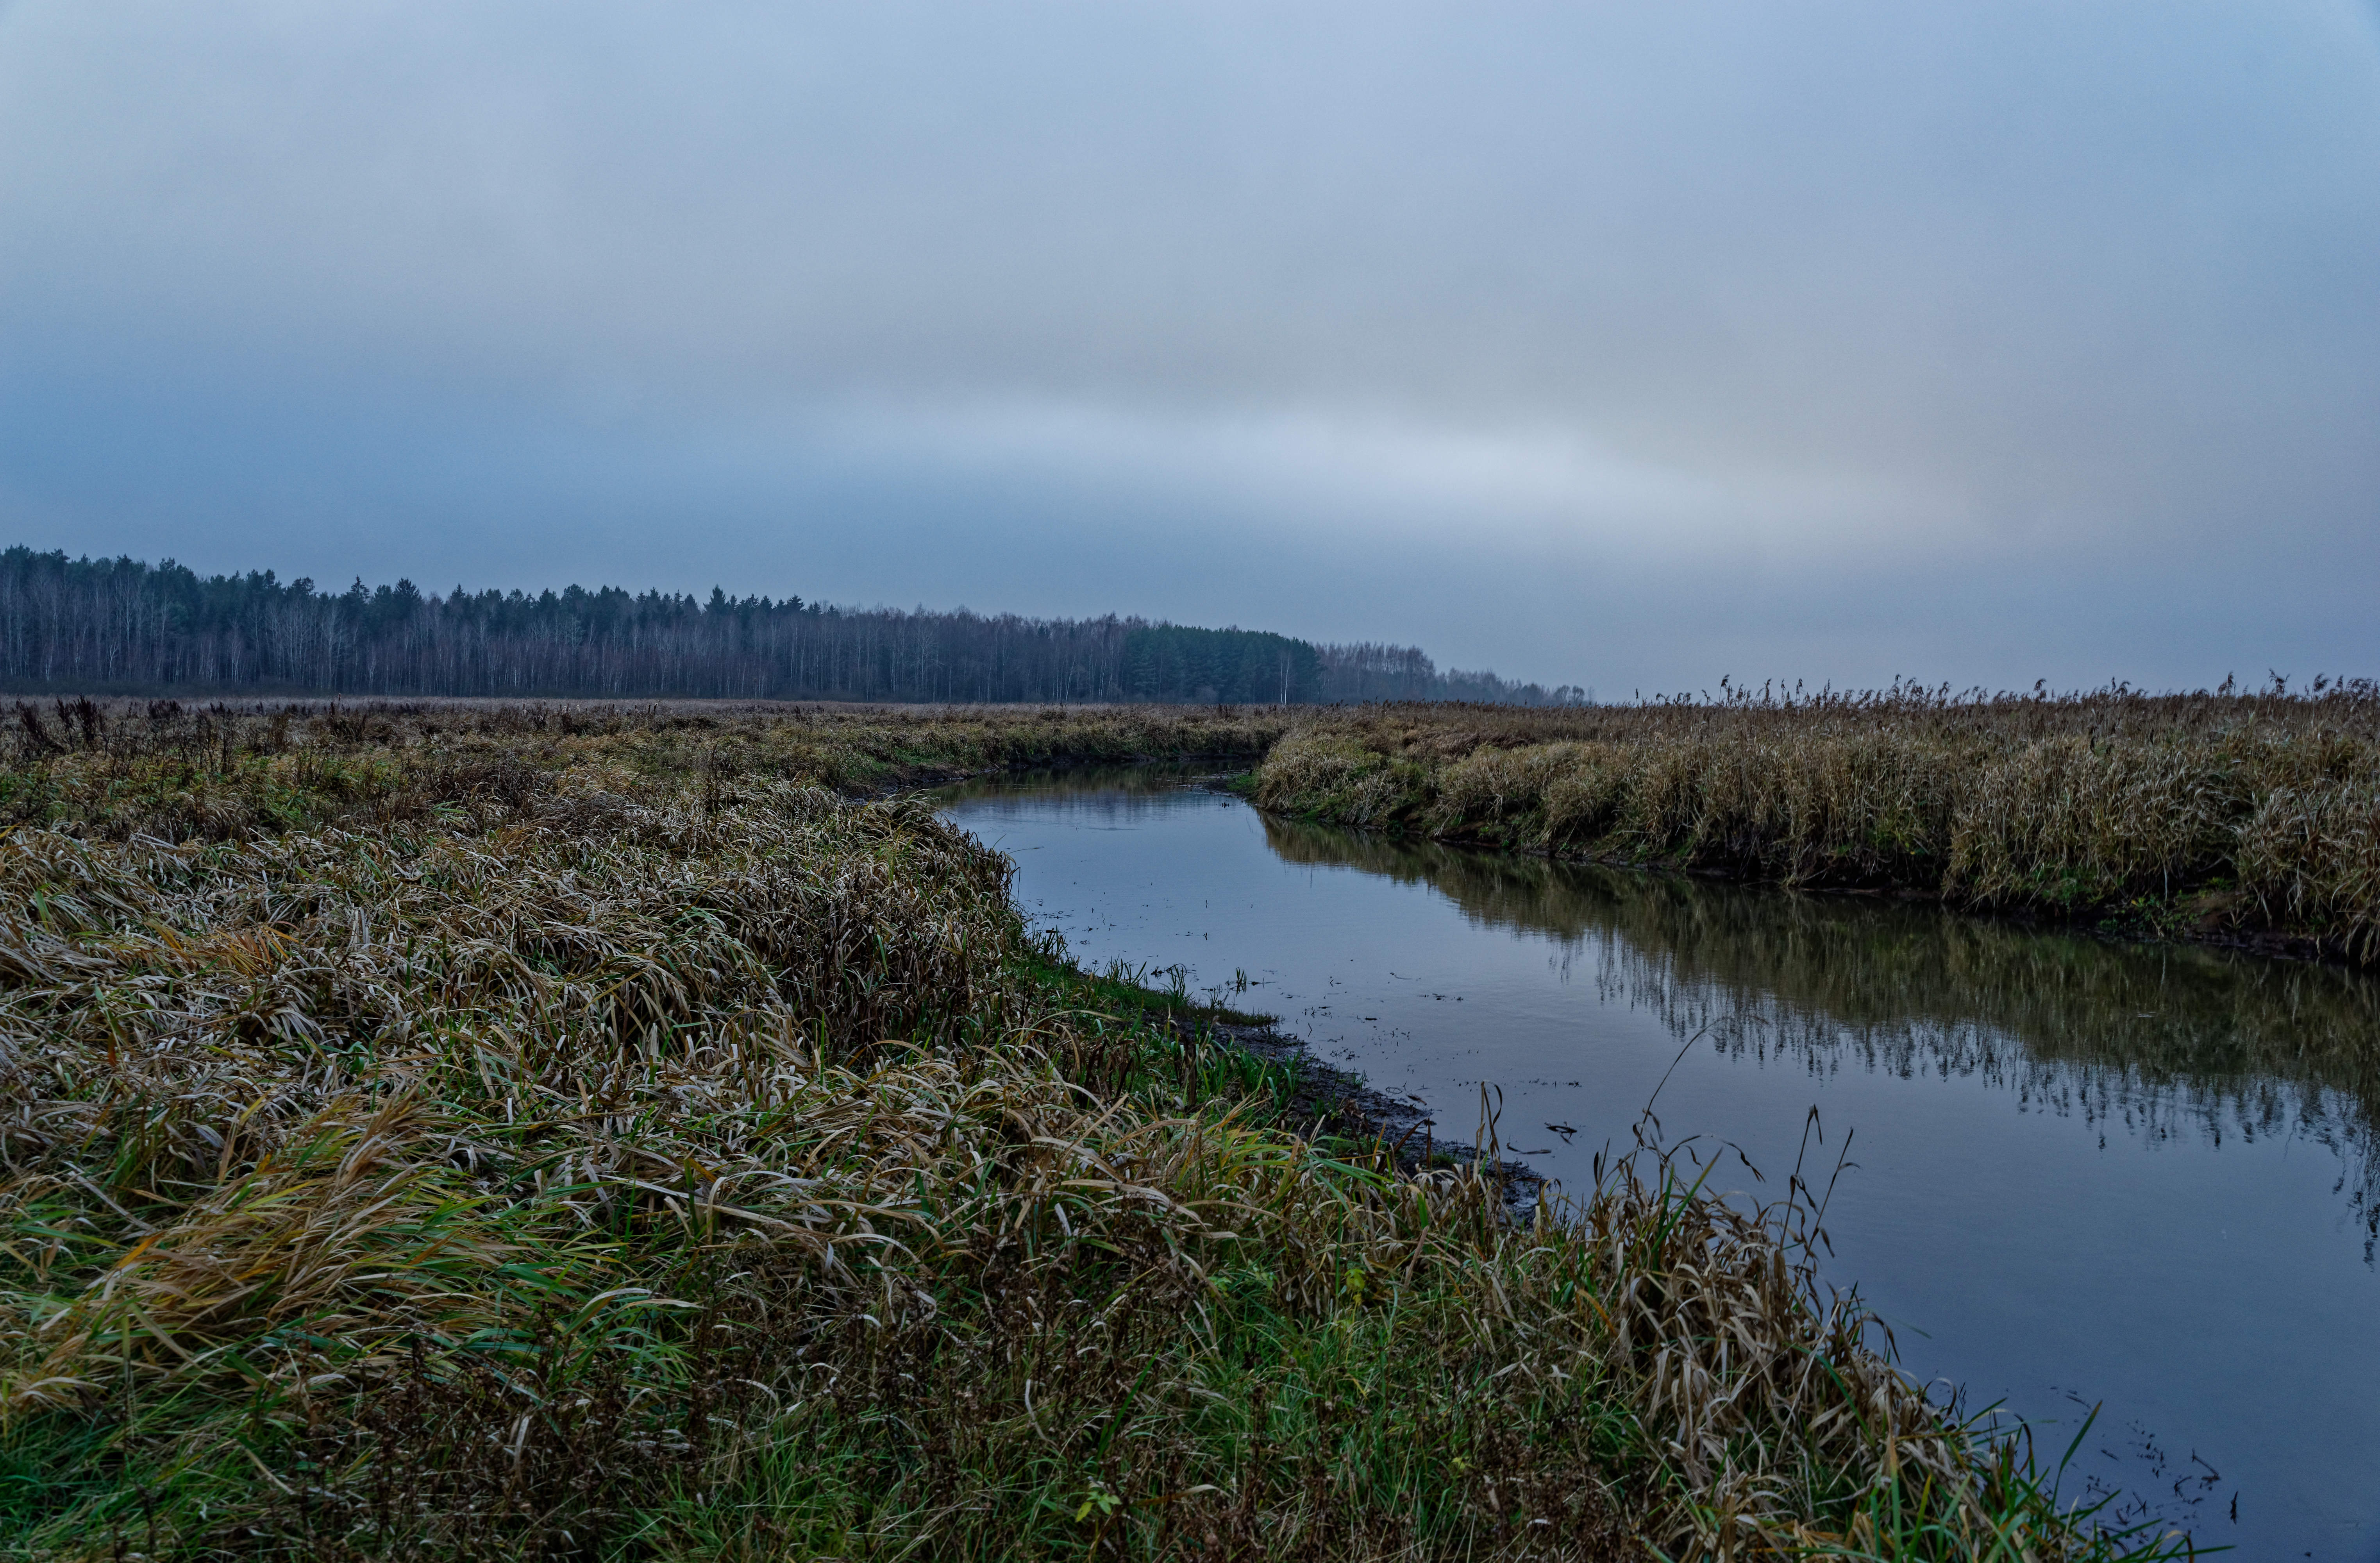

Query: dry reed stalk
[
  {"left": 0, "top": 711, "right": 2189, "bottom": 1559},
  {"left": 1253, "top": 688, "right": 2380, "bottom": 963}
]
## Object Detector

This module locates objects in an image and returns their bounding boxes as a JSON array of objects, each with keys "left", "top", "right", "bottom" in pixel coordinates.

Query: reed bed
[
  {"left": 1250, "top": 684, "right": 2380, "bottom": 964},
  {"left": 1, "top": 706, "right": 2184, "bottom": 1558},
  {"left": 0, "top": 697, "right": 1291, "bottom": 845}
]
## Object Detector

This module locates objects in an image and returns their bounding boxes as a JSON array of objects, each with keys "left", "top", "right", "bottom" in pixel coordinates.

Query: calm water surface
[{"left": 939, "top": 769, "right": 2380, "bottom": 1559}]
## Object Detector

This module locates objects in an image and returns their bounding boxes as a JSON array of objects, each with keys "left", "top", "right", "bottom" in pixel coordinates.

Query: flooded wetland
[{"left": 943, "top": 767, "right": 2380, "bottom": 1560}]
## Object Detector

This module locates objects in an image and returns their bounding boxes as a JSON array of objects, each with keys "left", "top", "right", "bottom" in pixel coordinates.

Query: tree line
[{"left": 0, "top": 547, "right": 1587, "bottom": 706}]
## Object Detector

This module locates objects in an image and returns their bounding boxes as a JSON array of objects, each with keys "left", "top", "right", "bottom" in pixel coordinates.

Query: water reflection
[
  {"left": 1261, "top": 812, "right": 2380, "bottom": 1258},
  {"left": 932, "top": 765, "right": 1229, "bottom": 807},
  {"left": 939, "top": 768, "right": 2380, "bottom": 1556}
]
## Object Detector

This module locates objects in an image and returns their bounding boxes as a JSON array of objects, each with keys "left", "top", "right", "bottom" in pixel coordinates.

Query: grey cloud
[{"left": 1, "top": 0, "right": 2375, "bottom": 689}]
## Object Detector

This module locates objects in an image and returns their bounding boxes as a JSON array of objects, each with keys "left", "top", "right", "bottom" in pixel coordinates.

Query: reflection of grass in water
[
  {"left": 929, "top": 759, "right": 1238, "bottom": 805},
  {"left": 1263, "top": 814, "right": 2380, "bottom": 1253},
  {"left": 930, "top": 762, "right": 1246, "bottom": 834}
]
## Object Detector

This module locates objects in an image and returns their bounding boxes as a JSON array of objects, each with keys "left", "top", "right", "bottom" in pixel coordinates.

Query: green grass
[{"left": 0, "top": 703, "right": 2199, "bottom": 1559}]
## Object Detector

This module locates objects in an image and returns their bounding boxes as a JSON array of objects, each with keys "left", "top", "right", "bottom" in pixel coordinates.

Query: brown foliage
[{"left": 1254, "top": 687, "right": 2380, "bottom": 962}]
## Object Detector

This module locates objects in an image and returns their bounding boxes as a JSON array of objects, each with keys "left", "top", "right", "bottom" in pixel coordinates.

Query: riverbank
[
  {"left": 0, "top": 705, "right": 2184, "bottom": 1558},
  {"left": 0, "top": 698, "right": 1291, "bottom": 840},
  {"left": 1245, "top": 688, "right": 2380, "bottom": 968}
]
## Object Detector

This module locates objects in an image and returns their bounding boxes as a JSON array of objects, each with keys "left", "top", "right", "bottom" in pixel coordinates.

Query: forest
[{"left": 0, "top": 547, "right": 1586, "bottom": 705}]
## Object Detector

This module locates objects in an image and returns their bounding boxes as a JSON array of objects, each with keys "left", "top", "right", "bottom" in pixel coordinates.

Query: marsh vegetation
[
  {"left": 1251, "top": 683, "right": 2380, "bottom": 966},
  {"left": 0, "top": 701, "right": 2185, "bottom": 1558}
]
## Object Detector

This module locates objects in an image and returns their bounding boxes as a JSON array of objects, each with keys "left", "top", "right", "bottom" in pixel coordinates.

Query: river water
[{"left": 937, "top": 767, "right": 2380, "bottom": 1559}]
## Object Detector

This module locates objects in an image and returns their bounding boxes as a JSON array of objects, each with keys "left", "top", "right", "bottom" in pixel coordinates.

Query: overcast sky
[{"left": 2, "top": 2, "right": 2375, "bottom": 692}]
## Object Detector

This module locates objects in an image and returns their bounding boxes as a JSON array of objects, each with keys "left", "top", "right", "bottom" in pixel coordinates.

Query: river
[{"left": 938, "top": 766, "right": 2380, "bottom": 1558}]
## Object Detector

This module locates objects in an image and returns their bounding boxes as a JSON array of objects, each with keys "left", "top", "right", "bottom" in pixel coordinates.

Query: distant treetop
[{"left": 0, "top": 546, "right": 1585, "bottom": 705}]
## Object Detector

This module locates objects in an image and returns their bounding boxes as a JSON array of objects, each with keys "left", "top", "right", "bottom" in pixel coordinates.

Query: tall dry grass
[
  {"left": 0, "top": 705, "right": 2185, "bottom": 1558},
  {"left": 0, "top": 696, "right": 1291, "bottom": 844},
  {"left": 1251, "top": 684, "right": 2380, "bottom": 964}
]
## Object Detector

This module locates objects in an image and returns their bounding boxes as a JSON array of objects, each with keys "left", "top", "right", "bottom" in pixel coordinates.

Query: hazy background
[{"left": 3, "top": 0, "right": 2375, "bottom": 694}]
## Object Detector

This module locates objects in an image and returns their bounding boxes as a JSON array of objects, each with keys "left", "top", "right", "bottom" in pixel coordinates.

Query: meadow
[
  {"left": 0, "top": 699, "right": 2183, "bottom": 1558},
  {"left": 1252, "top": 682, "right": 2380, "bottom": 966}
]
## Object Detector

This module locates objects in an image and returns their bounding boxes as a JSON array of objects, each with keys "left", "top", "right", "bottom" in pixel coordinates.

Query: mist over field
[{"left": 2, "top": 1, "right": 2376, "bottom": 691}]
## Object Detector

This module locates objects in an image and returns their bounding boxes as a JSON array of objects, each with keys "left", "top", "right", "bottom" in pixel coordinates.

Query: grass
[
  {"left": 1247, "top": 682, "right": 2380, "bottom": 966},
  {"left": 0, "top": 697, "right": 1290, "bottom": 843},
  {"left": 0, "top": 700, "right": 2196, "bottom": 1558}
]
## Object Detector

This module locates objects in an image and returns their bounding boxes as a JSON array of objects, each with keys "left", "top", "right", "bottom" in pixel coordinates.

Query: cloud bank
[{"left": 3, "top": 1, "right": 2376, "bottom": 690}]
